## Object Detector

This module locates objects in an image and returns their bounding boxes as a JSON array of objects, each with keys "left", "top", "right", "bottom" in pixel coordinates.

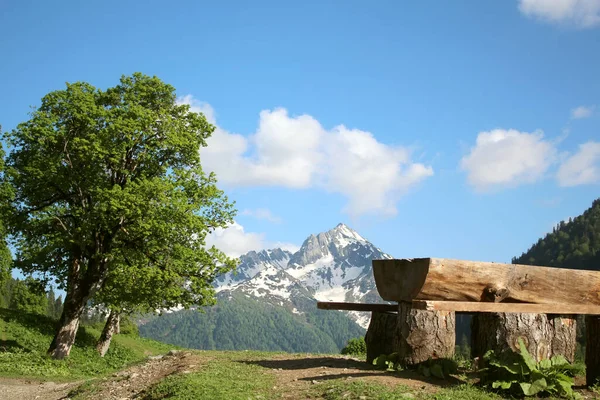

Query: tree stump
[
  {"left": 548, "top": 315, "right": 577, "bottom": 362},
  {"left": 365, "top": 311, "right": 397, "bottom": 363},
  {"left": 586, "top": 315, "right": 600, "bottom": 387},
  {"left": 472, "top": 313, "right": 576, "bottom": 363},
  {"left": 395, "top": 301, "right": 455, "bottom": 365}
]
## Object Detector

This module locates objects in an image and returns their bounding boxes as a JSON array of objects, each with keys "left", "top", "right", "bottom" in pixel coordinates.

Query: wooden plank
[
  {"left": 412, "top": 300, "right": 600, "bottom": 315},
  {"left": 372, "top": 258, "right": 600, "bottom": 305},
  {"left": 316, "top": 301, "right": 397, "bottom": 312}
]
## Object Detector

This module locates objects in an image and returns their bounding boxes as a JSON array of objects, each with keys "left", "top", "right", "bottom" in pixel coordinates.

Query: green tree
[
  {"left": 0, "top": 138, "right": 13, "bottom": 305},
  {"left": 2, "top": 72, "right": 236, "bottom": 359},
  {"left": 9, "top": 277, "right": 48, "bottom": 314}
]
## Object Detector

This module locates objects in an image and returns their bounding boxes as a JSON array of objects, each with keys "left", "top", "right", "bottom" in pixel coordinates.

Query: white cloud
[
  {"left": 241, "top": 208, "right": 282, "bottom": 223},
  {"left": 177, "top": 94, "right": 216, "bottom": 124},
  {"left": 181, "top": 96, "right": 433, "bottom": 217},
  {"left": 571, "top": 105, "right": 595, "bottom": 119},
  {"left": 322, "top": 126, "right": 433, "bottom": 216},
  {"left": 518, "top": 0, "right": 600, "bottom": 28},
  {"left": 556, "top": 141, "right": 600, "bottom": 186},
  {"left": 205, "top": 221, "right": 299, "bottom": 258},
  {"left": 460, "top": 129, "right": 557, "bottom": 192}
]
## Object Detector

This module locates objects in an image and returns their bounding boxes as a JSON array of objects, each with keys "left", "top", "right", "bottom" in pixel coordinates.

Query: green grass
[
  {"left": 0, "top": 308, "right": 174, "bottom": 379},
  {"left": 141, "top": 354, "right": 276, "bottom": 400},
  {"left": 307, "top": 380, "right": 502, "bottom": 400}
]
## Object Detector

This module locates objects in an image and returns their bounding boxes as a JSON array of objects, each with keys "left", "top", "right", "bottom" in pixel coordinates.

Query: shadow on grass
[
  {"left": 244, "top": 357, "right": 374, "bottom": 371},
  {"left": 242, "top": 357, "right": 463, "bottom": 387},
  {"left": 0, "top": 339, "right": 31, "bottom": 353},
  {"left": 0, "top": 307, "right": 99, "bottom": 351}
]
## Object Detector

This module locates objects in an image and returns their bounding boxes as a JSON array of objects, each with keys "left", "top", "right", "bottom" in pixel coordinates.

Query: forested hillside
[
  {"left": 138, "top": 293, "right": 365, "bottom": 353},
  {"left": 512, "top": 198, "right": 600, "bottom": 270}
]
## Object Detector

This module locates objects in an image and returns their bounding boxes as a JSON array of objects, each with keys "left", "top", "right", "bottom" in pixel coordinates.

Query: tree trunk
[
  {"left": 472, "top": 313, "right": 576, "bottom": 363},
  {"left": 585, "top": 315, "right": 600, "bottom": 387},
  {"left": 548, "top": 315, "right": 577, "bottom": 362},
  {"left": 47, "top": 289, "right": 85, "bottom": 360},
  {"left": 364, "top": 311, "right": 397, "bottom": 363},
  {"left": 47, "top": 258, "right": 107, "bottom": 359},
  {"left": 395, "top": 301, "right": 455, "bottom": 365},
  {"left": 96, "top": 309, "right": 120, "bottom": 357}
]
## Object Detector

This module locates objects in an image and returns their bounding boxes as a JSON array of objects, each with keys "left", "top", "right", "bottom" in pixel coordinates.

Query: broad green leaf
[
  {"left": 520, "top": 377, "right": 547, "bottom": 396},
  {"left": 517, "top": 338, "right": 537, "bottom": 372},
  {"left": 537, "top": 359, "right": 551, "bottom": 369},
  {"left": 551, "top": 354, "right": 569, "bottom": 366},
  {"left": 492, "top": 380, "right": 513, "bottom": 389}
]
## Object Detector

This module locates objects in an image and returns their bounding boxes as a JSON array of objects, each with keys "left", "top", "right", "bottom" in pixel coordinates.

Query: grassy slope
[
  {"left": 0, "top": 308, "right": 174, "bottom": 379},
  {"left": 2, "top": 308, "right": 592, "bottom": 399}
]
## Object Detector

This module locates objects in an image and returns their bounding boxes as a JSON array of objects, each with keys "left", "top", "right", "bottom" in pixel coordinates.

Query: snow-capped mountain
[{"left": 214, "top": 223, "right": 393, "bottom": 328}]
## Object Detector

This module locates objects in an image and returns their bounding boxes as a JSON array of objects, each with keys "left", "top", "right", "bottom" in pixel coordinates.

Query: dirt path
[
  {"left": 0, "top": 350, "right": 205, "bottom": 400},
  {"left": 70, "top": 350, "right": 205, "bottom": 400},
  {"left": 0, "top": 379, "right": 81, "bottom": 400}
]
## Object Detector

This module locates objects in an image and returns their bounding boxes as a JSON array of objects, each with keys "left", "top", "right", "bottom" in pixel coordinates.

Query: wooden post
[
  {"left": 472, "top": 313, "right": 576, "bottom": 363},
  {"left": 364, "top": 311, "right": 397, "bottom": 364},
  {"left": 586, "top": 315, "right": 600, "bottom": 387},
  {"left": 395, "top": 301, "right": 455, "bottom": 365}
]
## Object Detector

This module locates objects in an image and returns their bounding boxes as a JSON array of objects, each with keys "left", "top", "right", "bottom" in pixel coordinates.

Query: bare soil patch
[
  {"left": 244, "top": 354, "right": 451, "bottom": 398},
  {"left": 0, "top": 379, "right": 81, "bottom": 400}
]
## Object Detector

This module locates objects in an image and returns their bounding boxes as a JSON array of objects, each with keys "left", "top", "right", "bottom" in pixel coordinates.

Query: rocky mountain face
[{"left": 214, "top": 223, "right": 393, "bottom": 329}]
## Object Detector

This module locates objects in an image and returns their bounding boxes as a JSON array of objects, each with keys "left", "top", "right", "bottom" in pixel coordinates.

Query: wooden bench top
[{"left": 317, "top": 301, "right": 600, "bottom": 315}]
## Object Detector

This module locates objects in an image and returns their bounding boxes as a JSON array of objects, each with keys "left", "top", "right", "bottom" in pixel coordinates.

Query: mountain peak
[{"left": 328, "top": 223, "right": 367, "bottom": 242}]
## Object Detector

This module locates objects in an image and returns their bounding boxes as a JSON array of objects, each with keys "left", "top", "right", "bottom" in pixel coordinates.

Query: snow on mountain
[
  {"left": 214, "top": 223, "right": 393, "bottom": 328},
  {"left": 215, "top": 248, "right": 292, "bottom": 291}
]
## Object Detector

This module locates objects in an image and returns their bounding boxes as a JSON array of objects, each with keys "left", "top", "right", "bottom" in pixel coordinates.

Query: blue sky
[{"left": 1, "top": 0, "right": 599, "bottom": 268}]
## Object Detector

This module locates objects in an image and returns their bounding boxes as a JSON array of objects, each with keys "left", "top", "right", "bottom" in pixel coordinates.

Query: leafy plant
[
  {"left": 416, "top": 358, "right": 458, "bottom": 380},
  {"left": 340, "top": 337, "right": 366, "bottom": 356},
  {"left": 372, "top": 352, "right": 401, "bottom": 371},
  {"left": 372, "top": 353, "right": 458, "bottom": 380},
  {"left": 478, "top": 338, "right": 584, "bottom": 398}
]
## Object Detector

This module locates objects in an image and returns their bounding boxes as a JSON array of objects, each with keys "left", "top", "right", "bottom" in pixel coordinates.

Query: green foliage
[
  {"left": 372, "top": 352, "right": 458, "bottom": 380},
  {"left": 416, "top": 358, "right": 459, "bottom": 380},
  {"left": 138, "top": 293, "right": 365, "bottom": 353},
  {"left": 340, "top": 337, "right": 366, "bottom": 356},
  {"left": 372, "top": 352, "right": 402, "bottom": 372},
  {"left": 8, "top": 277, "right": 48, "bottom": 315},
  {"left": 119, "top": 315, "right": 139, "bottom": 336},
  {"left": 479, "top": 338, "right": 584, "bottom": 398},
  {"left": 0, "top": 307, "right": 173, "bottom": 379},
  {"left": 142, "top": 358, "right": 275, "bottom": 400},
  {"left": 512, "top": 198, "right": 600, "bottom": 351},
  {"left": 513, "top": 198, "right": 600, "bottom": 272},
  {"left": 2, "top": 72, "right": 237, "bottom": 354}
]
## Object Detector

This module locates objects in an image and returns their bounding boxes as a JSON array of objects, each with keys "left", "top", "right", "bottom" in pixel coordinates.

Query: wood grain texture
[
  {"left": 316, "top": 302, "right": 397, "bottom": 312},
  {"left": 365, "top": 311, "right": 398, "bottom": 363},
  {"left": 373, "top": 258, "right": 600, "bottom": 305},
  {"left": 411, "top": 300, "right": 600, "bottom": 315},
  {"left": 471, "top": 313, "right": 576, "bottom": 363},
  {"left": 395, "top": 302, "right": 455, "bottom": 365}
]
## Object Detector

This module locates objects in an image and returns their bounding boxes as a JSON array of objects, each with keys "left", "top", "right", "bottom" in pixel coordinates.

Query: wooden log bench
[{"left": 317, "top": 257, "right": 600, "bottom": 387}]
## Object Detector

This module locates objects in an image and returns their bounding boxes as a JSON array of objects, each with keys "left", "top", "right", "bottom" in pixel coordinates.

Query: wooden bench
[{"left": 317, "top": 257, "right": 600, "bottom": 387}]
